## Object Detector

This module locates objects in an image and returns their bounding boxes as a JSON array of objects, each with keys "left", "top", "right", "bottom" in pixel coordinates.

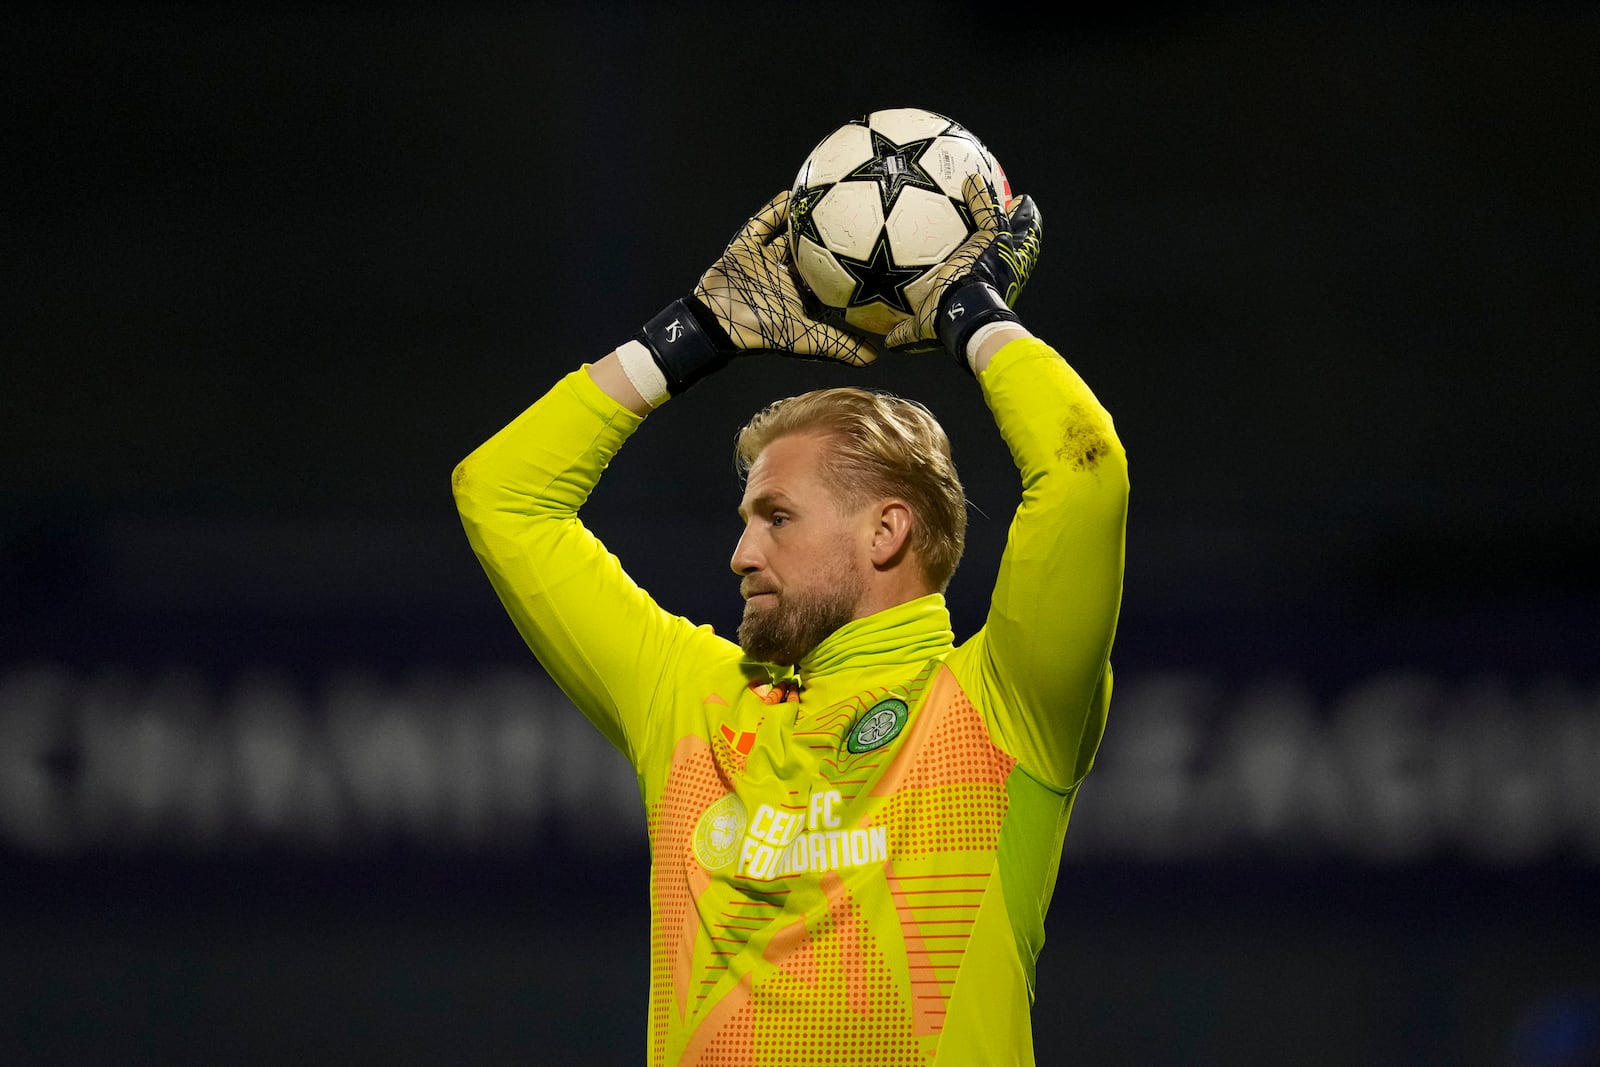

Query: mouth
[{"left": 742, "top": 587, "right": 777, "bottom": 605}]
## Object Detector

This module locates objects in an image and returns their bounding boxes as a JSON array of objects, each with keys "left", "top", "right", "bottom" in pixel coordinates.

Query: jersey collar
[{"left": 797, "top": 593, "right": 955, "bottom": 677}]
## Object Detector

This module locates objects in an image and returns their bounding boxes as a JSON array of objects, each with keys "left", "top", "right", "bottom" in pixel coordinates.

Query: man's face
[{"left": 731, "top": 431, "right": 870, "bottom": 665}]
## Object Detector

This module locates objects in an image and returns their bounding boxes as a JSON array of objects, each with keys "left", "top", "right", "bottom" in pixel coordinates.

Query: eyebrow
[{"left": 737, "top": 491, "right": 793, "bottom": 522}]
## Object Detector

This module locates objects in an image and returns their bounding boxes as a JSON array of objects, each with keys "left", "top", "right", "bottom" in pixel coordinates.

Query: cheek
[
  {"left": 773, "top": 540, "right": 823, "bottom": 581},
  {"left": 777, "top": 522, "right": 862, "bottom": 582},
  {"left": 817, "top": 536, "right": 864, "bottom": 578}
]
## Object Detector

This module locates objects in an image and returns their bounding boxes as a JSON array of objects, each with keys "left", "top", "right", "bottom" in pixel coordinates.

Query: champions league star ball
[{"left": 788, "top": 108, "right": 1010, "bottom": 338}]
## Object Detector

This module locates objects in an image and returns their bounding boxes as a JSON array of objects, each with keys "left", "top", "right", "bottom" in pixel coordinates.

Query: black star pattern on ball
[
  {"left": 788, "top": 185, "right": 828, "bottom": 249},
  {"left": 838, "top": 232, "right": 926, "bottom": 313},
  {"left": 847, "top": 130, "right": 942, "bottom": 214}
]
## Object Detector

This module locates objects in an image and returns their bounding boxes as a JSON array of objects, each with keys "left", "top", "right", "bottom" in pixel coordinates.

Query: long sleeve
[
  {"left": 949, "top": 337, "right": 1130, "bottom": 791},
  {"left": 451, "top": 366, "right": 731, "bottom": 763}
]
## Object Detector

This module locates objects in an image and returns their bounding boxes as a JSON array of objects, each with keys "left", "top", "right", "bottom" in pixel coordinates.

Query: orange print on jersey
[{"left": 718, "top": 723, "right": 757, "bottom": 755}]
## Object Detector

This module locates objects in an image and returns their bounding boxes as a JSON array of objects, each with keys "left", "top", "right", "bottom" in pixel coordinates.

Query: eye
[{"left": 770, "top": 512, "right": 790, "bottom": 528}]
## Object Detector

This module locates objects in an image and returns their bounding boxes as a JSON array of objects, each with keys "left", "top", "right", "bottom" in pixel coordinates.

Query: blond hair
[{"left": 734, "top": 387, "right": 967, "bottom": 591}]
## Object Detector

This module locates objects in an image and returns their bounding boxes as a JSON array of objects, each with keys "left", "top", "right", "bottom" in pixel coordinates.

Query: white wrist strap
[
  {"left": 615, "top": 339, "right": 670, "bottom": 409},
  {"left": 963, "top": 321, "right": 1014, "bottom": 371}
]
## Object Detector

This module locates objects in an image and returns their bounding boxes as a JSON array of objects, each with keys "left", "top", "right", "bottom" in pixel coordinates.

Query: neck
[{"left": 851, "top": 573, "right": 936, "bottom": 622}]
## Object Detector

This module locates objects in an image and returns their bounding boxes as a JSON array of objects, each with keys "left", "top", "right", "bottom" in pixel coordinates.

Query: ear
[{"left": 868, "top": 500, "right": 914, "bottom": 568}]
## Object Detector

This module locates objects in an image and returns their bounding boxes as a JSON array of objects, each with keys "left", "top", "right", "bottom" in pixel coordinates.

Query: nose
[{"left": 730, "top": 523, "right": 762, "bottom": 577}]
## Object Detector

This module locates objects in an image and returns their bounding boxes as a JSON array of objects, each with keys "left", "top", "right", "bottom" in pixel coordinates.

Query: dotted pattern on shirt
[
  {"left": 646, "top": 736, "right": 731, "bottom": 1065},
  {"left": 698, "top": 881, "right": 924, "bottom": 1067},
  {"left": 876, "top": 687, "right": 1016, "bottom": 858}
]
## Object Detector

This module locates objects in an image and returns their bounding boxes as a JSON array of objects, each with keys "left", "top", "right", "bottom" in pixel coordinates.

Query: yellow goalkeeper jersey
[{"left": 454, "top": 338, "right": 1128, "bottom": 1066}]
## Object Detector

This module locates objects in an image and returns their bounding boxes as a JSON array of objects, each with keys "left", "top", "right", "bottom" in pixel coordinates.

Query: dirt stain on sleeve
[{"left": 1056, "top": 404, "right": 1110, "bottom": 472}]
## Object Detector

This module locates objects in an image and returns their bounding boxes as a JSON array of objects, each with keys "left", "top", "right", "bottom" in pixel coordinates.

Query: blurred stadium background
[{"left": 4, "top": 3, "right": 1598, "bottom": 1064}]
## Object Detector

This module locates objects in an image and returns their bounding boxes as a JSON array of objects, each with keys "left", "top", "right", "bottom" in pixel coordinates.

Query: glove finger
[
  {"left": 962, "top": 174, "right": 1003, "bottom": 237},
  {"left": 793, "top": 322, "right": 878, "bottom": 367},
  {"left": 759, "top": 231, "right": 793, "bottom": 270},
  {"left": 735, "top": 189, "right": 790, "bottom": 248},
  {"left": 883, "top": 318, "right": 918, "bottom": 351},
  {"left": 999, "top": 195, "right": 1043, "bottom": 306},
  {"left": 1005, "top": 194, "right": 1041, "bottom": 242}
]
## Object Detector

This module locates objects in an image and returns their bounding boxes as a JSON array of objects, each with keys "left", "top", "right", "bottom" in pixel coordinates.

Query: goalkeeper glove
[
  {"left": 883, "top": 175, "right": 1043, "bottom": 373},
  {"left": 617, "top": 190, "right": 875, "bottom": 406}
]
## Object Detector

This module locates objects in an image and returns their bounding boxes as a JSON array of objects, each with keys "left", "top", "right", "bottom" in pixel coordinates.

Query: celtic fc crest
[{"left": 847, "top": 698, "right": 909, "bottom": 754}]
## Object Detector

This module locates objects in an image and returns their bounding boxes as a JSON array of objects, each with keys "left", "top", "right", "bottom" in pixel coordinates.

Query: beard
[{"left": 737, "top": 565, "right": 865, "bottom": 666}]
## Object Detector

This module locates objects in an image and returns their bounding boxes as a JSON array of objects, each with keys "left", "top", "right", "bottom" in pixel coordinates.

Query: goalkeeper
[{"left": 454, "top": 175, "right": 1128, "bottom": 1066}]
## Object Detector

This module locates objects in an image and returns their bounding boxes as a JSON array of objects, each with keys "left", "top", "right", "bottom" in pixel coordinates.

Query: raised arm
[
  {"left": 453, "top": 366, "right": 692, "bottom": 760},
  {"left": 453, "top": 190, "right": 875, "bottom": 759},
  {"left": 888, "top": 176, "right": 1128, "bottom": 789},
  {"left": 964, "top": 339, "right": 1127, "bottom": 789}
]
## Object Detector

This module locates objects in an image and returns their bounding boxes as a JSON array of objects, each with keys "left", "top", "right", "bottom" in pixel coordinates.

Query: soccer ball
[{"left": 788, "top": 108, "right": 1010, "bottom": 338}]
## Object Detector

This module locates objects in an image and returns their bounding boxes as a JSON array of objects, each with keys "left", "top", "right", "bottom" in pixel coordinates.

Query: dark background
[{"left": 4, "top": 3, "right": 1598, "bottom": 1064}]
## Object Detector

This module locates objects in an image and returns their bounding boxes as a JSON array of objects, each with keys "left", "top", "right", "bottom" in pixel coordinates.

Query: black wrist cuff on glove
[
  {"left": 636, "top": 297, "right": 735, "bottom": 396},
  {"left": 936, "top": 282, "right": 1021, "bottom": 374}
]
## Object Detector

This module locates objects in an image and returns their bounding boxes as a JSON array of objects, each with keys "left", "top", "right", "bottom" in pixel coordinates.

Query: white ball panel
[
  {"left": 797, "top": 124, "right": 875, "bottom": 187},
  {"left": 812, "top": 180, "right": 886, "bottom": 261},
  {"left": 787, "top": 110, "right": 1010, "bottom": 327},
  {"left": 867, "top": 107, "right": 950, "bottom": 143},
  {"left": 884, "top": 187, "right": 969, "bottom": 265},
  {"left": 917, "top": 133, "right": 994, "bottom": 200},
  {"left": 795, "top": 235, "right": 859, "bottom": 308}
]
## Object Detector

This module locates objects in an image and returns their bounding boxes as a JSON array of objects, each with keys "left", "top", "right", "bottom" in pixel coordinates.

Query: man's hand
[
  {"left": 882, "top": 176, "right": 1043, "bottom": 372},
  {"left": 620, "top": 191, "right": 875, "bottom": 406}
]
